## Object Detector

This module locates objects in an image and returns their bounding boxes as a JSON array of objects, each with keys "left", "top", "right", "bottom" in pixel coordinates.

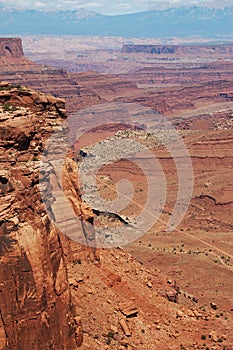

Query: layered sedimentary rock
[
  {"left": 0, "top": 38, "right": 102, "bottom": 113},
  {"left": 0, "top": 38, "right": 136, "bottom": 114},
  {"left": 1, "top": 38, "right": 233, "bottom": 348},
  {"left": 113, "top": 79, "right": 233, "bottom": 118},
  {"left": 0, "top": 83, "right": 86, "bottom": 349},
  {"left": 0, "top": 38, "right": 24, "bottom": 59},
  {"left": 0, "top": 38, "right": 37, "bottom": 70},
  {"left": 123, "top": 61, "right": 233, "bottom": 86},
  {"left": 70, "top": 71, "right": 138, "bottom": 99},
  {"left": 122, "top": 44, "right": 233, "bottom": 57}
]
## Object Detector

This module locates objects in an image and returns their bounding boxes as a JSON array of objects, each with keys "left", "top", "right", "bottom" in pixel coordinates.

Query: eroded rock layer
[
  {"left": 0, "top": 38, "right": 102, "bottom": 114},
  {"left": 0, "top": 38, "right": 24, "bottom": 59},
  {"left": 0, "top": 83, "right": 84, "bottom": 349},
  {"left": 1, "top": 38, "right": 233, "bottom": 350}
]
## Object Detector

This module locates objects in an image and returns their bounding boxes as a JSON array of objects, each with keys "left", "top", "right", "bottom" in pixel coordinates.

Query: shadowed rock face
[{"left": 0, "top": 38, "right": 24, "bottom": 58}]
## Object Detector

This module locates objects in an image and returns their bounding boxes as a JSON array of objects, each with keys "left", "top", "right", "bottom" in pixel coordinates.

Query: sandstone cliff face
[
  {"left": 0, "top": 38, "right": 24, "bottom": 59},
  {"left": 0, "top": 38, "right": 103, "bottom": 114},
  {"left": 0, "top": 83, "right": 83, "bottom": 349},
  {"left": 0, "top": 38, "right": 35, "bottom": 71}
]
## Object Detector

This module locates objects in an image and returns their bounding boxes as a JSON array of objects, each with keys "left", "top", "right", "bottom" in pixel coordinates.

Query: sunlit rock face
[{"left": 0, "top": 84, "right": 84, "bottom": 349}]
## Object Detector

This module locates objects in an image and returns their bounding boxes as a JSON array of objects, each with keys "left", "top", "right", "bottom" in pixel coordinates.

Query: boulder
[{"left": 119, "top": 302, "right": 138, "bottom": 317}]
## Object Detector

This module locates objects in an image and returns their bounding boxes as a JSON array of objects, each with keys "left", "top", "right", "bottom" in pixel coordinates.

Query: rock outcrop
[
  {"left": 0, "top": 38, "right": 36, "bottom": 70},
  {"left": 0, "top": 38, "right": 24, "bottom": 59},
  {"left": 0, "top": 38, "right": 103, "bottom": 114},
  {"left": 0, "top": 84, "right": 85, "bottom": 349}
]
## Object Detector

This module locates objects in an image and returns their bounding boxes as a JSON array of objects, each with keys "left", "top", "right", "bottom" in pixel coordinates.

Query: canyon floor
[{"left": 0, "top": 37, "right": 233, "bottom": 349}]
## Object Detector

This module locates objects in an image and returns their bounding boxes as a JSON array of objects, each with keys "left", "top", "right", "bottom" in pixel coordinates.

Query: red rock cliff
[{"left": 0, "top": 83, "right": 84, "bottom": 349}]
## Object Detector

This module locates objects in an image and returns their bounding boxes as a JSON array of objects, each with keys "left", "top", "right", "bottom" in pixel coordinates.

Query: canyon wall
[
  {"left": 1, "top": 38, "right": 233, "bottom": 349},
  {"left": 0, "top": 84, "right": 84, "bottom": 349},
  {"left": 0, "top": 37, "right": 103, "bottom": 113}
]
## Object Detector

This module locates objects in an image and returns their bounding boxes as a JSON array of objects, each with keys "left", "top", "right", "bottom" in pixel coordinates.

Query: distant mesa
[
  {"left": 0, "top": 38, "right": 24, "bottom": 58},
  {"left": 122, "top": 45, "right": 176, "bottom": 54},
  {"left": 122, "top": 44, "right": 233, "bottom": 56}
]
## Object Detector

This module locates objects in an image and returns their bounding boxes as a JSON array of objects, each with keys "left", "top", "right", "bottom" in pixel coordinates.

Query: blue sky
[{"left": 0, "top": 0, "right": 231, "bottom": 15}]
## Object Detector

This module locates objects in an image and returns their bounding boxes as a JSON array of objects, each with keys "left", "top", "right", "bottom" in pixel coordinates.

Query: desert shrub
[
  {"left": 2, "top": 103, "right": 11, "bottom": 111},
  {"left": 106, "top": 331, "right": 114, "bottom": 345},
  {"left": 0, "top": 84, "right": 24, "bottom": 91},
  {"left": 2, "top": 103, "right": 19, "bottom": 112},
  {"left": 73, "top": 259, "right": 81, "bottom": 265}
]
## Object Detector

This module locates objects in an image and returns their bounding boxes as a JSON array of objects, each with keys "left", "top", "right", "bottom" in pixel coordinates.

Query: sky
[{"left": 0, "top": 0, "right": 232, "bottom": 15}]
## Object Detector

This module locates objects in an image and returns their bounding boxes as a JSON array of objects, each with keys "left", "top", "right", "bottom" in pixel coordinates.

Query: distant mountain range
[{"left": 1, "top": 6, "right": 233, "bottom": 38}]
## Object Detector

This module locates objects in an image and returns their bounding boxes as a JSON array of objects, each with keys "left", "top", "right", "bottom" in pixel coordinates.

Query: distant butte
[
  {"left": 0, "top": 37, "right": 40, "bottom": 71},
  {"left": 0, "top": 37, "right": 103, "bottom": 112},
  {"left": 0, "top": 37, "right": 24, "bottom": 58},
  {"left": 0, "top": 38, "right": 137, "bottom": 113}
]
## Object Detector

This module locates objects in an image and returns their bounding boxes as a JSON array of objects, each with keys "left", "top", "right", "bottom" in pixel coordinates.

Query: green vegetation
[
  {"left": 72, "top": 259, "right": 82, "bottom": 265},
  {"left": 2, "top": 103, "right": 19, "bottom": 112},
  {"left": 0, "top": 84, "right": 23, "bottom": 91},
  {"left": 106, "top": 331, "right": 114, "bottom": 345},
  {"left": 0, "top": 84, "right": 14, "bottom": 91}
]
